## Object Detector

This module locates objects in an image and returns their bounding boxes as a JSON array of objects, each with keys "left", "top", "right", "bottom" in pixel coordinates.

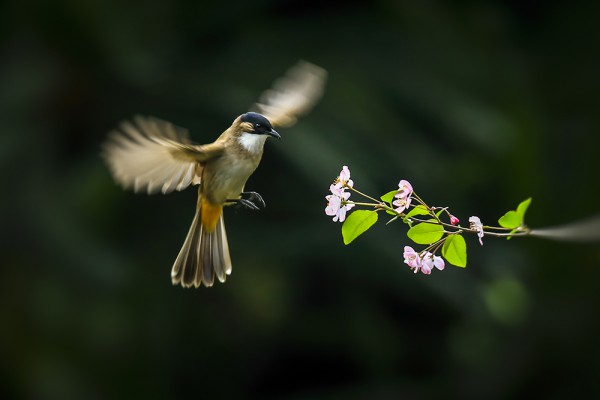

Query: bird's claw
[
  {"left": 236, "top": 198, "right": 261, "bottom": 211},
  {"left": 242, "top": 191, "right": 266, "bottom": 208},
  {"left": 228, "top": 192, "right": 265, "bottom": 211}
]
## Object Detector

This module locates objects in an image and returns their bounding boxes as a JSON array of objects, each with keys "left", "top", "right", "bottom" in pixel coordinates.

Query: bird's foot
[
  {"left": 227, "top": 191, "right": 265, "bottom": 210},
  {"left": 242, "top": 191, "right": 266, "bottom": 208}
]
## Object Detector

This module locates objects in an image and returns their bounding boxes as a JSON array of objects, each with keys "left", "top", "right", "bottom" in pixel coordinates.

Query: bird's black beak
[{"left": 268, "top": 128, "right": 281, "bottom": 139}]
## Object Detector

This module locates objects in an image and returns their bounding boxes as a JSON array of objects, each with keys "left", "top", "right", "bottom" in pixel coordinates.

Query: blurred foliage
[{"left": 1, "top": 0, "right": 600, "bottom": 399}]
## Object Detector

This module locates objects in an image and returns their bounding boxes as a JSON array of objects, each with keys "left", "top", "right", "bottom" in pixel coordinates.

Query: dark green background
[{"left": 2, "top": 0, "right": 599, "bottom": 398}]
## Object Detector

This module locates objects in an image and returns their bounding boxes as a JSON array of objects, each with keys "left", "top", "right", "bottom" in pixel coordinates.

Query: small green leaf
[
  {"left": 407, "top": 221, "right": 444, "bottom": 244},
  {"left": 442, "top": 234, "right": 467, "bottom": 267},
  {"left": 498, "top": 210, "right": 521, "bottom": 229},
  {"left": 380, "top": 190, "right": 397, "bottom": 204},
  {"left": 506, "top": 227, "right": 520, "bottom": 240},
  {"left": 498, "top": 197, "right": 532, "bottom": 229},
  {"left": 385, "top": 215, "right": 400, "bottom": 225},
  {"left": 405, "top": 205, "right": 430, "bottom": 219},
  {"left": 516, "top": 197, "right": 532, "bottom": 220},
  {"left": 342, "top": 210, "right": 378, "bottom": 245}
]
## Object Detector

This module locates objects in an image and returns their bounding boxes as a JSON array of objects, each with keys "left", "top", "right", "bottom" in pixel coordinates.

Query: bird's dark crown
[{"left": 241, "top": 112, "right": 273, "bottom": 134}]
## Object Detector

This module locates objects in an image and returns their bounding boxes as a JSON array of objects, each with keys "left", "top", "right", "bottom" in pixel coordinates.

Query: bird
[{"left": 102, "top": 61, "right": 327, "bottom": 288}]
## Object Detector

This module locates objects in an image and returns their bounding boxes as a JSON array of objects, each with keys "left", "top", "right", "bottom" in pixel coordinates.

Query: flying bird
[{"left": 103, "top": 61, "right": 327, "bottom": 288}]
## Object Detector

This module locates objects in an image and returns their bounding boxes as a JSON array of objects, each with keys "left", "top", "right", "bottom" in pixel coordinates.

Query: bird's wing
[
  {"left": 252, "top": 60, "right": 327, "bottom": 128},
  {"left": 102, "top": 115, "right": 225, "bottom": 194}
]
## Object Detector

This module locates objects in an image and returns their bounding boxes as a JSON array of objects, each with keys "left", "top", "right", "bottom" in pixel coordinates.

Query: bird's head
[{"left": 239, "top": 112, "right": 281, "bottom": 139}]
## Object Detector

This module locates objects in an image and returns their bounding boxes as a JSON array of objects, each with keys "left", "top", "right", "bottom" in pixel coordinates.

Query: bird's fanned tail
[{"left": 171, "top": 196, "right": 232, "bottom": 288}]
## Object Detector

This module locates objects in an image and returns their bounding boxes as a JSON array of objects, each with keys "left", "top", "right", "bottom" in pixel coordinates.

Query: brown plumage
[{"left": 102, "top": 61, "right": 327, "bottom": 288}]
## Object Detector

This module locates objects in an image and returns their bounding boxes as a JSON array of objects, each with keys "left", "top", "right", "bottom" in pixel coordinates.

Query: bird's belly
[{"left": 203, "top": 157, "right": 259, "bottom": 204}]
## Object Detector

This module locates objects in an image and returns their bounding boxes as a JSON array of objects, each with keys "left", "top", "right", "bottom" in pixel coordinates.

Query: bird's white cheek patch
[{"left": 238, "top": 133, "right": 268, "bottom": 153}]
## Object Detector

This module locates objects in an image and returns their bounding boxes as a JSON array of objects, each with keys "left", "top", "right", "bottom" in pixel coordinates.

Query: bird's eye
[{"left": 255, "top": 123, "right": 262, "bottom": 129}]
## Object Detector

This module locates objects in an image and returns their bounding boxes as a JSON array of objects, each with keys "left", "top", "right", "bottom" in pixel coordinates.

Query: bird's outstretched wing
[
  {"left": 252, "top": 60, "right": 327, "bottom": 128},
  {"left": 102, "top": 116, "right": 225, "bottom": 194}
]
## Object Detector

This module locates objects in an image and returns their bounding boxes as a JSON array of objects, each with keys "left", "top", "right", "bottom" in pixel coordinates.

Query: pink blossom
[
  {"left": 404, "top": 247, "right": 445, "bottom": 275},
  {"left": 403, "top": 246, "right": 421, "bottom": 272},
  {"left": 392, "top": 196, "right": 411, "bottom": 214},
  {"left": 393, "top": 179, "right": 413, "bottom": 214},
  {"left": 420, "top": 258, "right": 433, "bottom": 274},
  {"left": 336, "top": 165, "right": 354, "bottom": 188},
  {"left": 450, "top": 215, "right": 460, "bottom": 225},
  {"left": 396, "top": 180, "right": 413, "bottom": 198},
  {"left": 421, "top": 252, "right": 445, "bottom": 275},
  {"left": 325, "top": 191, "right": 355, "bottom": 223},
  {"left": 469, "top": 216, "right": 484, "bottom": 245},
  {"left": 326, "top": 166, "right": 357, "bottom": 222}
]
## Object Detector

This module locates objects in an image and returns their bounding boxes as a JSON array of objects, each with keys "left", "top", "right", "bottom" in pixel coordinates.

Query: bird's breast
[{"left": 202, "top": 148, "right": 263, "bottom": 204}]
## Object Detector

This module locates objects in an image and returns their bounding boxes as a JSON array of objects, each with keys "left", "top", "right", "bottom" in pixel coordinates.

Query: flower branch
[{"left": 325, "top": 166, "right": 534, "bottom": 275}]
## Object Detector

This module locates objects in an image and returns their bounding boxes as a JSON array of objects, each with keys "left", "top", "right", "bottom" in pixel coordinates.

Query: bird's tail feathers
[{"left": 171, "top": 198, "right": 232, "bottom": 288}]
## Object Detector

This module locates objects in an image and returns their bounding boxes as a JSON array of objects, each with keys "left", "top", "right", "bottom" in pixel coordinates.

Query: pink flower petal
[
  {"left": 337, "top": 166, "right": 354, "bottom": 188},
  {"left": 337, "top": 206, "right": 347, "bottom": 222},
  {"left": 434, "top": 256, "right": 445, "bottom": 270},
  {"left": 330, "top": 184, "right": 344, "bottom": 197}
]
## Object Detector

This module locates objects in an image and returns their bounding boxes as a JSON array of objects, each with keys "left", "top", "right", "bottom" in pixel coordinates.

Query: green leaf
[
  {"left": 405, "top": 205, "right": 430, "bottom": 219},
  {"left": 406, "top": 221, "right": 444, "bottom": 244},
  {"left": 516, "top": 197, "right": 532, "bottom": 220},
  {"left": 442, "top": 234, "right": 467, "bottom": 267},
  {"left": 498, "top": 197, "right": 532, "bottom": 229},
  {"left": 498, "top": 210, "right": 521, "bottom": 229},
  {"left": 380, "top": 190, "right": 397, "bottom": 204},
  {"left": 506, "top": 227, "right": 520, "bottom": 240},
  {"left": 342, "top": 210, "right": 378, "bottom": 245},
  {"left": 385, "top": 215, "right": 400, "bottom": 225}
]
